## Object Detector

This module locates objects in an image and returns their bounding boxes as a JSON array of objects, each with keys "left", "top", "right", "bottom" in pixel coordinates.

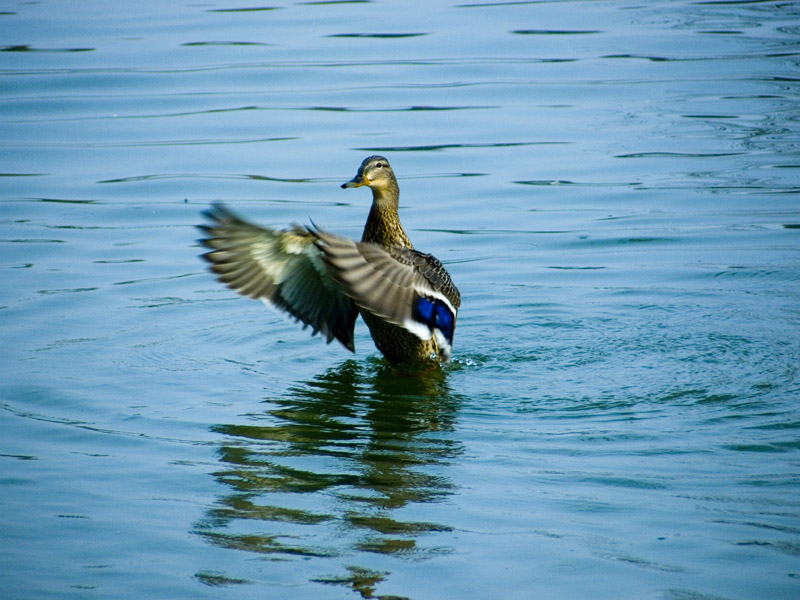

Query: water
[{"left": 2, "top": 0, "right": 799, "bottom": 598}]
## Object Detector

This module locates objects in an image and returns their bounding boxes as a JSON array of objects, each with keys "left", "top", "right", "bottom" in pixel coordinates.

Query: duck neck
[{"left": 362, "top": 185, "right": 413, "bottom": 249}]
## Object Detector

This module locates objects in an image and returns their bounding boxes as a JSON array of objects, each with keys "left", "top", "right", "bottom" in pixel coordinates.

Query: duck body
[{"left": 199, "top": 155, "right": 460, "bottom": 364}]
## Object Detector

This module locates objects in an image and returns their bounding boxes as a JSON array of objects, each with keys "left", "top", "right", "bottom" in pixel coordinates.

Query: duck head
[{"left": 341, "top": 155, "right": 399, "bottom": 206}]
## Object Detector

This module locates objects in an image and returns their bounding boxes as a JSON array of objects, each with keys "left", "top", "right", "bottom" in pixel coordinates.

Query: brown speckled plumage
[{"left": 351, "top": 157, "right": 442, "bottom": 362}]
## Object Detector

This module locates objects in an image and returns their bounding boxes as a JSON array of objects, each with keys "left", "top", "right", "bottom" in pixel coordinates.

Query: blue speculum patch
[
  {"left": 414, "top": 296, "right": 455, "bottom": 343},
  {"left": 435, "top": 303, "right": 454, "bottom": 342},
  {"left": 416, "top": 297, "right": 435, "bottom": 322}
]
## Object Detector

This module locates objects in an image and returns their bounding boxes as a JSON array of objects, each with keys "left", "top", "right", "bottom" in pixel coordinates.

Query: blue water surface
[{"left": 1, "top": 1, "right": 799, "bottom": 598}]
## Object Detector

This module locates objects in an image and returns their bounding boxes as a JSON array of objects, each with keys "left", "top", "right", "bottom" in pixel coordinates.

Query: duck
[{"left": 198, "top": 155, "right": 460, "bottom": 364}]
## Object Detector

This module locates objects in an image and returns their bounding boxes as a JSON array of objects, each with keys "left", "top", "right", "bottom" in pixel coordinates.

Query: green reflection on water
[{"left": 195, "top": 359, "right": 462, "bottom": 591}]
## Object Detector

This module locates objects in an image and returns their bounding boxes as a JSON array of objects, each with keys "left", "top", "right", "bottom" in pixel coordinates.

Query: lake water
[{"left": 2, "top": 1, "right": 799, "bottom": 598}]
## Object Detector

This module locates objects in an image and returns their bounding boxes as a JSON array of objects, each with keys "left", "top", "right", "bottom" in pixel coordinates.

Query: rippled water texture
[{"left": 1, "top": 1, "right": 799, "bottom": 599}]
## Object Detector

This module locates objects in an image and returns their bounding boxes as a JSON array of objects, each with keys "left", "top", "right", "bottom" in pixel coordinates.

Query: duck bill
[{"left": 341, "top": 174, "right": 369, "bottom": 189}]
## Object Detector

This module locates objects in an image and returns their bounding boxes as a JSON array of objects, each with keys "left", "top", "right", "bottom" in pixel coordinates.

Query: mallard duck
[{"left": 198, "top": 155, "right": 460, "bottom": 364}]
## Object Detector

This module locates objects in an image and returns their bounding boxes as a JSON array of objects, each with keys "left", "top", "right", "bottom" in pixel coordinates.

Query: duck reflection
[{"left": 195, "top": 359, "right": 462, "bottom": 583}]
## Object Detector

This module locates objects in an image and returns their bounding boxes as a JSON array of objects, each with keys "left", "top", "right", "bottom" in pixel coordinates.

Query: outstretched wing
[
  {"left": 311, "top": 228, "right": 460, "bottom": 356},
  {"left": 198, "top": 203, "right": 357, "bottom": 351}
]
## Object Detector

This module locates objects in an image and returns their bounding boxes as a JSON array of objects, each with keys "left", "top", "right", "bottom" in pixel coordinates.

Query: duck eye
[{"left": 375, "top": 162, "right": 384, "bottom": 168}]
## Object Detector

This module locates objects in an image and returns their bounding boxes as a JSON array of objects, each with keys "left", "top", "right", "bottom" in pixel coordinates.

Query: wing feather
[
  {"left": 311, "top": 229, "right": 460, "bottom": 348},
  {"left": 198, "top": 204, "right": 357, "bottom": 351}
]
